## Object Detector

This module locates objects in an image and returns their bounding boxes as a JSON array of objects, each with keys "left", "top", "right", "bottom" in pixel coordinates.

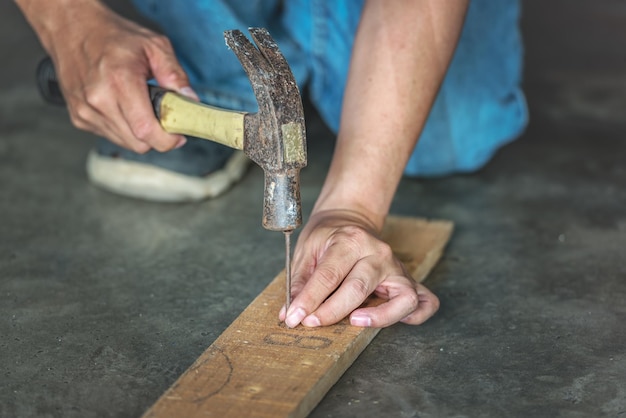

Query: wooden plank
[{"left": 142, "top": 216, "right": 453, "bottom": 418}]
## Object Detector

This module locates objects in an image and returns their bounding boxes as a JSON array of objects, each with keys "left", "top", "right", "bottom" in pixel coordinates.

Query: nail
[
  {"left": 350, "top": 314, "right": 372, "bottom": 327},
  {"left": 302, "top": 315, "right": 321, "bottom": 327},
  {"left": 179, "top": 86, "right": 199, "bottom": 101},
  {"left": 285, "top": 307, "right": 306, "bottom": 328},
  {"left": 175, "top": 137, "right": 187, "bottom": 149},
  {"left": 278, "top": 305, "right": 286, "bottom": 320}
]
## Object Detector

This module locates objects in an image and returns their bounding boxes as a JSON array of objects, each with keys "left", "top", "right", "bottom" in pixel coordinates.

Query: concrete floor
[{"left": 2, "top": 1, "right": 625, "bottom": 417}]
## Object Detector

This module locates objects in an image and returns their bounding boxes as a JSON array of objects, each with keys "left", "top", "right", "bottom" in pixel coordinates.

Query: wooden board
[{"left": 142, "top": 216, "right": 453, "bottom": 418}]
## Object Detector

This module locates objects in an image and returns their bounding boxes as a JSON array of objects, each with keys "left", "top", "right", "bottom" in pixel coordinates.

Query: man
[{"left": 15, "top": 0, "right": 526, "bottom": 328}]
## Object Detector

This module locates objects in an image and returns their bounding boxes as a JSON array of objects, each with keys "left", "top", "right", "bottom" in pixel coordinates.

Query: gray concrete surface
[{"left": 1, "top": 1, "right": 625, "bottom": 417}]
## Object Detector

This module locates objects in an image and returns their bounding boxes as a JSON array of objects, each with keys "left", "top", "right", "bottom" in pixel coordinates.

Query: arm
[
  {"left": 282, "top": 0, "right": 469, "bottom": 328},
  {"left": 14, "top": 0, "right": 196, "bottom": 152}
]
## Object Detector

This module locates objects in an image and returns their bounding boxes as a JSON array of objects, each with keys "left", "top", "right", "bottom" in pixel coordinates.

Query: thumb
[{"left": 147, "top": 39, "right": 199, "bottom": 101}]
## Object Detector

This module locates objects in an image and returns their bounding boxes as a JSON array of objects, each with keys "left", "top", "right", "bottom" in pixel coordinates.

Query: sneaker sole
[{"left": 86, "top": 149, "right": 250, "bottom": 202}]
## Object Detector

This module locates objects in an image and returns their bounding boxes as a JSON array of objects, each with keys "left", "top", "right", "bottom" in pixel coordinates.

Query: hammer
[{"left": 37, "top": 28, "right": 307, "bottom": 312}]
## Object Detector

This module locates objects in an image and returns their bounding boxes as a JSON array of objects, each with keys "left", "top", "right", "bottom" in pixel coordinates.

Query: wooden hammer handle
[{"left": 148, "top": 86, "right": 245, "bottom": 150}]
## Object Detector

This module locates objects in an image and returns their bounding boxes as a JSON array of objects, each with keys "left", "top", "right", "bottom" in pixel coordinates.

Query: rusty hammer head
[{"left": 224, "top": 28, "right": 307, "bottom": 232}]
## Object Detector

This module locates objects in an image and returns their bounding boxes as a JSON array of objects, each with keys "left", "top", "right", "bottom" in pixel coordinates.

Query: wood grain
[{"left": 142, "top": 216, "right": 453, "bottom": 418}]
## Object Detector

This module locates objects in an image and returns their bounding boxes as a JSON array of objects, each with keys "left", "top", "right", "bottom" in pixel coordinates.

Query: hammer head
[{"left": 225, "top": 28, "right": 307, "bottom": 232}]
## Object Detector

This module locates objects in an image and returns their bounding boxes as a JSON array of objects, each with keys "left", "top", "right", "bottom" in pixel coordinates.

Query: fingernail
[
  {"left": 278, "top": 305, "right": 286, "bottom": 320},
  {"left": 350, "top": 314, "right": 372, "bottom": 327},
  {"left": 285, "top": 307, "right": 306, "bottom": 328},
  {"left": 302, "top": 315, "right": 321, "bottom": 327},
  {"left": 179, "top": 86, "right": 199, "bottom": 101},
  {"left": 175, "top": 137, "right": 187, "bottom": 149}
]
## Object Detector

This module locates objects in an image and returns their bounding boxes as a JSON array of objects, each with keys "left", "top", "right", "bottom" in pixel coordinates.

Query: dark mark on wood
[{"left": 264, "top": 333, "right": 332, "bottom": 350}]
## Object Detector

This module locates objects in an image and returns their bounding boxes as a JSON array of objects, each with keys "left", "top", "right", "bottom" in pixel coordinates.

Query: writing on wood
[{"left": 143, "top": 216, "right": 453, "bottom": 418}]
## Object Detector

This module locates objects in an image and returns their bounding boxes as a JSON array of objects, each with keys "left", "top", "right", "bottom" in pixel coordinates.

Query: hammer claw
[
  {"left": 248, "top": 28, "right": 299, "bottom": 103},
  {"left": 247, "top": 29, "right": 290, "bottom": 75},
  {"left": 224, "top": 28, "right": 307, "bottom": 233},
  {"left": 225, "top": 29, "right": 273, "bottom": 84}
]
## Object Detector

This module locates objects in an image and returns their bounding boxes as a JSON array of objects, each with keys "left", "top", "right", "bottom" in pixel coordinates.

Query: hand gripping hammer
[{"left": 37, "top": 28, "right": 307, "bottom": 313}]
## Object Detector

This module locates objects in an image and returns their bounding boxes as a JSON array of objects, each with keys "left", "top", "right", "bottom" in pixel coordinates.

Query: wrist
[
  {"left": 312, "top": 189, "right": 389, "bottom": 233},
  {"left": 312, "top": 138, "right": 398, "bottom": 232},
  {"left": 307, "top": 207, "right": 384, "bottom": 237}
]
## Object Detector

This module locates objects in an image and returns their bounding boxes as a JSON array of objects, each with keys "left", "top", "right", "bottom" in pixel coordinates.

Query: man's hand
[
  {"left": 16, "top": 0, "right": 197, "bottom": 152},
  {"left": 278, "top": 0, "right": 467, "bottom": 328},
  {"left": 279, "top": 210, "right": 440, "bottom": 328}
]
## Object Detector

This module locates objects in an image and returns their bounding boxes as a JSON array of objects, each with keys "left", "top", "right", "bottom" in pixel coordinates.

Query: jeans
[{"left": 132, "top": 0, "right": 527, "bottom": 177}]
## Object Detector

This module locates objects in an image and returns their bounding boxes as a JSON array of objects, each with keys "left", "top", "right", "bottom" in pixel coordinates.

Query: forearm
[
  {"left": 14, "top": 0, "right": 110, "bottom": 54},
  {"left": 313, "top": 0, "right": 468, "bottom": 231}
]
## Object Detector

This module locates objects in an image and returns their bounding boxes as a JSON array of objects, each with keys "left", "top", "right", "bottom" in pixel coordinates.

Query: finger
[
  {"left": 67, "top": 93, "right": 149, "bottom": 152},
  {"left": 278, "top": 305, "right": 286, "bottom": 322},
  {"left": 399, "top": 284, "right": 440, "bottom": 325},
  {"left": 117, "top": 78, "right": 186, "bottom": 151},
  {"left": 349, "top": 282, "right": 439, "bottom": 328},
  {"left": 285, "top": 243, "right": 359, "bottom": 328},
  {"left": 72, "top": 76, "right": 158, "bottom": 153},
  {"left": 146, "top": 35, "right": 199, "bottom": 100},
  {"left": 281, "top": 240, "right": 322, "bottom": 323},
  {"left": 301, "top": 256, "right": 380, "bottom": 327},
  {"left": 288, "top": 246, "right": 317, "bottom": 299}
]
